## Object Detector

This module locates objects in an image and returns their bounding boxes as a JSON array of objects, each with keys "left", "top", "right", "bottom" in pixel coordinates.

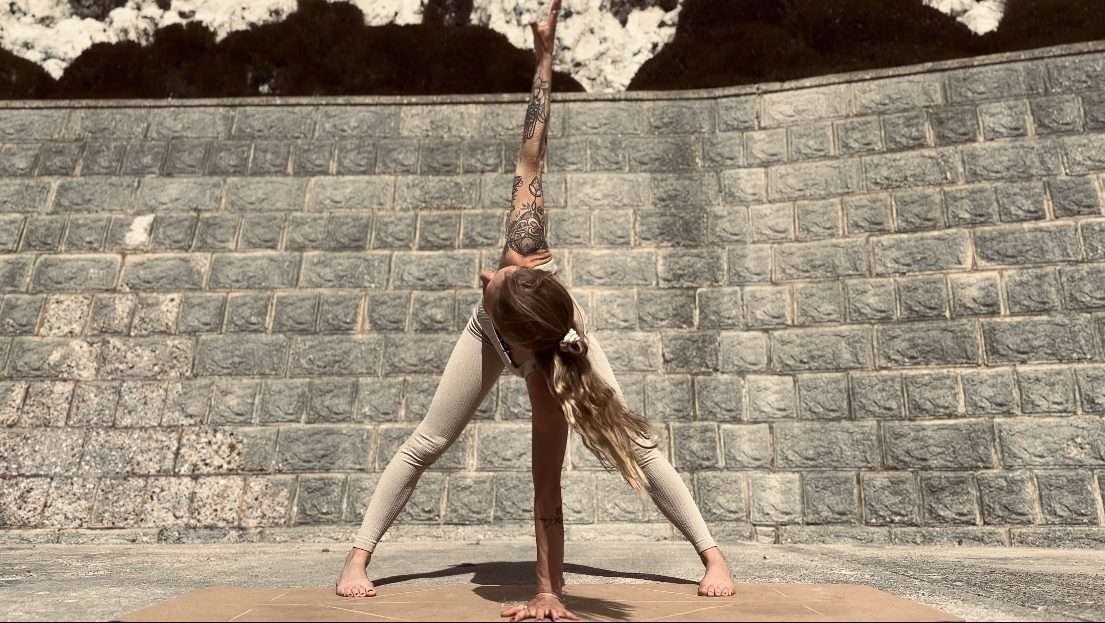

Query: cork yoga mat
[{"left": 117, "top": 582, "right": 959, "bottom": 621}]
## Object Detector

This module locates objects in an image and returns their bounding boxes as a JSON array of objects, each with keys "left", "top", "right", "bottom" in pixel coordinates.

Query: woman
[{"left": 336, "top": 1, "right": 736, "bottom": 618}]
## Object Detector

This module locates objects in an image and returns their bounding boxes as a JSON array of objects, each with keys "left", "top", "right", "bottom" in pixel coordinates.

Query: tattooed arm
[{"left": 501, "top": 35, "right": 555, "bottom": 266}]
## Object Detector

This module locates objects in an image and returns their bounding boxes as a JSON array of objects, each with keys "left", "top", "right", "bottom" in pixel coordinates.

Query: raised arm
[{"left": 501, "top": 0, "right": 560, "bottom": 266}]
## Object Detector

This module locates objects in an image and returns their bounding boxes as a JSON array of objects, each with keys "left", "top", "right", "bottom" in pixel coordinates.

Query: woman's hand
[
  {"left": 501, "top": 592, "right": 581, "bottom": 622},
  {"left": 531, "top": 0, "right": 561, "bottom": 60}
]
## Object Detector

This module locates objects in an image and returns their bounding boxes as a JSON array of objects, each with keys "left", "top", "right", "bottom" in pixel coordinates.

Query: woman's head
[
  {"left": 480, "top": 266, "right": 658, "bottom": 493},
  {"left": 480, "top": 265, "right": 575, "bottom": 351}
]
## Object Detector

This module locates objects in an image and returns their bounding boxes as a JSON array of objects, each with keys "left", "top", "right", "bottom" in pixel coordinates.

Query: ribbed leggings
[{"left": 352, "top": 295, "right": 718, "bottom": 555}]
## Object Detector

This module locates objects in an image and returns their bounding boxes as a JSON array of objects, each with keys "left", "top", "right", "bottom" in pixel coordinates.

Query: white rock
[
  {"left": 0, "top": 0, "right": 1007, "bottom": 89},
  {"left": 957, "top": 0, "right": 1005, "bottom": 35},
  {"left": 923, "top": 0, "right": 1005, "bottom": 34}
]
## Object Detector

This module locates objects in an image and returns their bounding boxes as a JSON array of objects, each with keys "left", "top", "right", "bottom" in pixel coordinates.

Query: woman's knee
[
  {"left": 398, "top": 429, "right": 453, "bottom": 469},
  {"left": 630, "top": 433, "right": 665, "bottom": 467}
]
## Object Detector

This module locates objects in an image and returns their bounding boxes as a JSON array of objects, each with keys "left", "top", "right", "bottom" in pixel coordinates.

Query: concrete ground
[{"left": 1, "top": 541, "right": 1104, "bottom": 621}]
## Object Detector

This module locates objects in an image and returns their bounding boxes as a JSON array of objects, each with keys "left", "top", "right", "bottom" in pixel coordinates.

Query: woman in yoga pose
[{"left": 336, "top": 1, "right": 735, "bottom": 617}]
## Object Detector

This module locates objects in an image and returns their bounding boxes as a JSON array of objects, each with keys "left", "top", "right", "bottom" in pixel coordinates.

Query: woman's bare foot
[
  {"left": 697, "top": 546, "right": 735, "bottom": 597},
  {"left": 335, "top": 548, "right": 376, "bottom": 597}
]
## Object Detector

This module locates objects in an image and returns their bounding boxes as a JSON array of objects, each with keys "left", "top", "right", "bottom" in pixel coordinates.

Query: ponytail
[{"left": 543, "top": 330, "right": 658, "bottom": 493}]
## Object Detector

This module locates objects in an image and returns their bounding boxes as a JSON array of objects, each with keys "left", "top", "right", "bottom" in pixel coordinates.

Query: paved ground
[{"left": 2, "top": 541, "right": 1104, "bottom": 621}]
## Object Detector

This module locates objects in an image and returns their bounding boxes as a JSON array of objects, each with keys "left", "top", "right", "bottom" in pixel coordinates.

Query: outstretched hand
[{"left": 531, "top": 0, "right": 561, "bottom": 59}]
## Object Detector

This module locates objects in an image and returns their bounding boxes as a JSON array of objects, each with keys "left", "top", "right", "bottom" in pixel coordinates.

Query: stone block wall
[{"left": 2, "top": 42, "right": 1105, "bottom": 547}]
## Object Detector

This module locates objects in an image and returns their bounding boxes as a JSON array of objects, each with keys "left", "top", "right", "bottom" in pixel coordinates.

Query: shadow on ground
[{"left": 373, "top": 559, "right": 697, "bottom": 587}]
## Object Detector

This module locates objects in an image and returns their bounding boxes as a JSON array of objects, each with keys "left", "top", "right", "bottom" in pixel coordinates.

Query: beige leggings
[{"left": 352, "top": 293, "right": 719, "bottom": 555}]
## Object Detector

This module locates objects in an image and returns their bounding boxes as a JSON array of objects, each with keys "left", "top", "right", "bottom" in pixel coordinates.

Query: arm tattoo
[
  {"left": 529, "top": 175, "right": 542, "bottom": 198},
  {"left": 535, "top": 506, "right": 564, "bottom": 529},
  {"left": 511, "top": 175, "right": 524, "bottom": 203},
  {"left": 523, "top": 75, "right": 550, "bottom": 142},
  {"left": 506, "top": 195, "right": 547, "bottom": 255}
]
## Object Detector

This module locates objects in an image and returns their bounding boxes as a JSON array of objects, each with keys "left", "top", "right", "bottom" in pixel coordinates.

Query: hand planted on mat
[{"left": 500, "top": 593, "right": 581, "bottom": 622}]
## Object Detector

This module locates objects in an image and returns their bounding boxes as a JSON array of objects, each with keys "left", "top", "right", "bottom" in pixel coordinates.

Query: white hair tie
[{"left": 558, "top": 327, "right": 581, "bottom": 351}]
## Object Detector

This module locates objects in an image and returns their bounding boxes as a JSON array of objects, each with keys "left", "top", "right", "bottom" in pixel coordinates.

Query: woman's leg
[
  {"left": 352, "top": 309, "right": 506, "bottom": 552},
  {"left": 580, "top": 330, "right": 719, "bottom": 554}
]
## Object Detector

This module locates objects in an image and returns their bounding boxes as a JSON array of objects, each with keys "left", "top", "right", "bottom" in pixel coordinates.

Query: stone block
[
  {"left": 637, "top": 209, "right": 708, "bottom": 247},
  {"left": 876, "top": 320, "right": 979, "bottom": 367},
  {"left": 979, "top": 100, "right": 1030, "bottom": 139},
  {"left": 7, "top": 338, "right": 98, "bottom": 380},
  {"left": 748, "top": 472, "right": 801, "bottom": 523},
  {"left": 862, "top": 472, "right": 918, "bottom": 525},
  {"left": 921, "top": 473, "right": 978, "bottom": 525},
  {"left": 727, "top": 245, "right": 772, "bottom": 284},
  {"left": 746, "top": 375, "right": 795, "bottom": 421},
  {"left": 962, "top": 141, "right": 1063, "bottom": 182},
  {"left": 571, "top": 250, "right": 655, "bottom": 287},
  {"left": 797, "top": 373, "right": 848, "bottom": 420},
  {"left": 1037, "top": 471, "right": 1099, "bottom": 525},
  {"left": 893, "top": 188, "right": 944, "bottom": 231},
  {"left": 903, "top": 371, "right": 960, "bottom": 418},
  {"left": 864, "top": 148, "right": 961, "bottom": 190},
  {"left": 835, "top": 116, "right": 884, "bottom": 156},
  {"left": 32, "top": 255, "right": 119, "bottom": 292},
  {"left": 719, "top": 423, "right": 772, "bottom": 468},
  {"left": 844, "top": 194, "right": 892, "bottom": 235},
  {"left": 775, "top": 239, "right": 865, "bottom": 281},
  {"left": 718, "top": 330, "right": 768, "bottom": 372},
  {"left": 803, "top": 471, "right": 860, "bottom": 524},
  {"left": 671, "top": 422, "right": 719, "bottom": 469},
  {"left": 717, "top": 96, "right": 758, "bottom": 131},
  {"left": 690, "top": 287, "right": 740, "bottom": 332},
  {"left": 946, "top": 64, "right": 1046, "bottom": 102},
  {"left": 949, "top": 273, "right": 1001, "bottom": 317},
  {"left": 80, "top": 428, "right": 178, "bottom": 475},
  {"left": 795, "top": 199, "right": 842, "bottom": 240},
  {"left": 275, "top": 425, "right": 373, "bottom": 471},
  {"left": 897, "top": 275, "right": 948, "bottom": 320},
  {"left": 762, "top": 85, "right": 850, "bottom": 127},
  {"left": 1017, "top": 366, "right": 1076, "bottom": 414},
  {"left": 769, "top": 160, "right": 862, "bottom": 201},
  {"left": 960, "top": 368, "right": 1016, "bottom": 415},
  {"left": 661, "top": 332, "right": 718, "bottom": 373},
  {"left": 693, "top": 374, "right": 743, "bottom": 421},
  {"left": 845, "top": 278, "right": 896, "bottom": 322},
  {"left": 720, "top": 168, "right": 767, "bottom": 204},
  {"left": 997, "top": 417, "right": 1105, "bottom": 467},
  {"left": 294, "top": 475, "right": 345, "bottom": 525},
  {"left": 977, "top": 471, "right": 1036, "bottom": 524},
  {"left": 872, "top": 230, "right": 970, "bottom": 275},
  {"left": 982, "top": 315, "right": 1096, "bottom": 364},
  {"left": 884, "top": 419, "right": 996, "bottom": 468},
  {"left": 195, "top": 335, "right": 288, "bottom": 376},
  {"left": 881, "top": 111, "right": 929, "bottom": 151},
  {"left": 1048, "top": 176, "right": 1101, "bottom": 218},
  {"left": 850, "top": 371, "right": 902, "bottom": 419},
  {"left": 777, "top": 419, "right": 879, "bottom": 468},
  {"left": 443, "top": 473, "right": 494, "bottom": 524},
  {"left": 789, "top": 123, "right": 834, "bottom": 160},
  {"left": 771, "top": 327, "right": 870, "bottom": 371},
  {"left": 749, "top": 203, "right": 794, "bottom": 242},
  {"left": 476, "top": 423, "right": 530, "bottom": 470},
  {"left": 696, "top": 471, "right": 747, "bottom": 521},
  {"left": 1031, "top": 95, "right": 1084, "bottom": 135},
  {"left": 742, "top": 284, "right": 786, "bottom": 329}
]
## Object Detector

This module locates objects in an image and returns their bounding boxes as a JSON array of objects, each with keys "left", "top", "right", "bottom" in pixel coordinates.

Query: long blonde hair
[{"left": 492, "top": 267, "right": 658, "bottom": 493}]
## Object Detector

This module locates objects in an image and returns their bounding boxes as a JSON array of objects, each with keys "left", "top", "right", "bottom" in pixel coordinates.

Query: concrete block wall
[{"left": 2, "top": 42, "right": 1105, "bottom": 548}]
